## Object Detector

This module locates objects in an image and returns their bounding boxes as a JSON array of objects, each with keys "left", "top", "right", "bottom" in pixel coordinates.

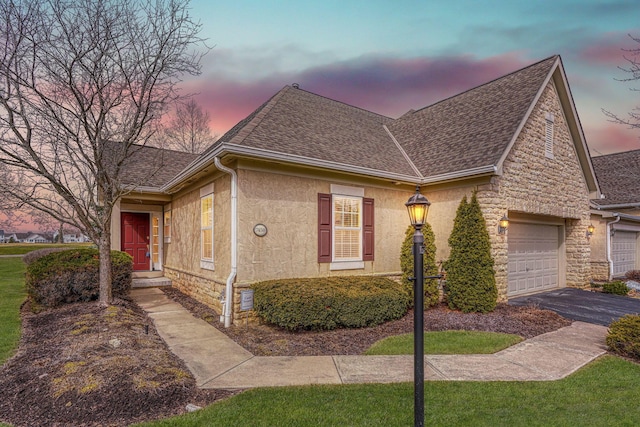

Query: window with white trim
[
  {"left": 318, "top": 184, "right": 374, "bottom": 270},
  {"left": 333, "top": 195, "right": 362, "bottom": 261},
  {"left": 545, "top": 112, "right": 554, "bottom": 159},
  {"left": 200, "top": 184, "right": 214, "bottom": 270}
]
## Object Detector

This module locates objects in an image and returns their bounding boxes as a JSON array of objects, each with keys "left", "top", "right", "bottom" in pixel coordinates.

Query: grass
[
  {"left": 136, "top": 356, "right": 640, "bottom": 426},
  {"left": 365, "top": 330, "right": 523, "bottom": 355},
  {"left": 0, "top": 257, "right": 26, "bottom": 364},
  {"left": 0, "top": 242, "right": 91, "bottom": 255}
]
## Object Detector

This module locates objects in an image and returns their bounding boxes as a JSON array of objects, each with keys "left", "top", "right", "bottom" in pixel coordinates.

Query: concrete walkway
[{"left": 131, "top": 288, "right": 608, "bottom": 390}]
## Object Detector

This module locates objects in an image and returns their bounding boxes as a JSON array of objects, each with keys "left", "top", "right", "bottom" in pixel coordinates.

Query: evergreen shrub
[
  {"left": 607, "top": 314, "right": 640, "bottom": 360},
  {"left": 602, "top": 281, "right": 629, "bottom": 296},
  {"left": 443, "top": 193, "right": 497, "bottom": 313},
  {"left": 26, "top": 248, "right": 132, "bottom": 307},
  {"left": 252, "top": 276, "right": 411, "bottom": 331},
  {"left": 400, "top": 224, "right": 439, "bottom": 307}
]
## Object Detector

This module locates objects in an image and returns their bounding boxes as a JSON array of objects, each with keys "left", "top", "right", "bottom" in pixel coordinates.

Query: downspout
[
  {"left": 606, "top": 214, "right": 621, "bottom": 280},
  {"left": 214, "top": 157, "right": 237, "bottom": 328}
]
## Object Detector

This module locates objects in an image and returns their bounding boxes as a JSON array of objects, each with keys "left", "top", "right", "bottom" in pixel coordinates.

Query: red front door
[{"left": 121, "top": 212, "right": 150, "bottom": 271}]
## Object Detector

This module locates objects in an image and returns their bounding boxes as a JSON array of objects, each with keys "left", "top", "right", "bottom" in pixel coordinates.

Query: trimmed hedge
[
  {"left": 252, "top": 276, "right": 411, "bottom": 331},
  {"left": 602, "top": 281, "right": 629, "bottom": 296},
  {"left": 607, "top": 314, "right": 640, "bottom": 360},
  {"left": 22, "top": 247, "right": 69, "bottom": 265},
  {"left": 25, "top": 248, "right": 133, "bottom": 307}
]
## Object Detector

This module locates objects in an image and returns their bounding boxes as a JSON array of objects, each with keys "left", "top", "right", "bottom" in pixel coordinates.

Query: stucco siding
[{"left": 236, "top": 168, "right": 410, "bottom": 283}]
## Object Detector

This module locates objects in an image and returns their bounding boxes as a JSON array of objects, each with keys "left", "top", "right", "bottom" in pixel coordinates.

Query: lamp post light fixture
[
  {"left": 586, "top": 223, "right": 595, "bottom": 238},
  {"left": 498, "top": 214, "right": 509, "bottom": 234},
  {"left": 405, "top": 186, "right": 431, "bottom": 427}
]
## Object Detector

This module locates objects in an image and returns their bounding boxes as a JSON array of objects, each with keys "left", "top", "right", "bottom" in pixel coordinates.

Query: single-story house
[
  {"left": 590, "top": 149, "right": 640, "bottom": 280},
  {"left": 113, "top": 55, "right": 600, "bottom": 325}
]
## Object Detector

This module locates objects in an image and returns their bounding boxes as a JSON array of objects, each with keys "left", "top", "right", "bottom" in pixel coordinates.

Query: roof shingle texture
[
  {"left": 387, "top": 56, "right": 557, "bottom": 178},
  {"left": 591, "top": 149, "right": 640, "bottom": 206},
  {"left": 215, "top": 87, "right": 418, "bottom": 177},
  {"left": 119, "top": 144, "right": 198, "bottom": 188}
]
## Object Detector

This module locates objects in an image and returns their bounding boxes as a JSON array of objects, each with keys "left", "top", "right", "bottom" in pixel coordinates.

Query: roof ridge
[
  {"left": 407, "top": 55, "right": 559, "bottom": 115},
  {"left": 593, "top": 148, "right": 640, "bottom": 159},
  {"left": 289, "top": 86, "right": 392, "bottom": 121}
]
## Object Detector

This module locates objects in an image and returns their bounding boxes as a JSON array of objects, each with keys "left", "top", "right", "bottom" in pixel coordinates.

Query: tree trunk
[{"left": 98, "top": 231, "right": 113, "bottom": 306}]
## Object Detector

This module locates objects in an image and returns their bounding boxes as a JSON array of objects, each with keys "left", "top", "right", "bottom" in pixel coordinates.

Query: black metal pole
[{"left": 413, "top": 228, "right": 424, "bottom": 427}]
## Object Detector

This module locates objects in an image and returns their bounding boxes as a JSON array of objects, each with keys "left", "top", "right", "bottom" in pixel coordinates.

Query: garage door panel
[
  {"left": 612, "top": 231, "right": 637, "bottom": 277},
  {"left": 508, "top": 223, "right": 559, "bottom": 297}
]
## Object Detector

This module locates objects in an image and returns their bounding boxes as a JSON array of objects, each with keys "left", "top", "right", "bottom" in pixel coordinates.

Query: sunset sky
[
  {"left": 187, "top": 0, "right": 640, "bottom": 156},
  {"left": 3, "top": 0, "right": 640, "bottom": 232}
]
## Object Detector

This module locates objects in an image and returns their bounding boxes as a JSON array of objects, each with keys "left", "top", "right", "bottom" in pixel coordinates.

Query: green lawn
[
  {"left": 365, "top": 330, "right": 523, "bottom": 355},
  {"left": 0, "top": 257, "right": 26, "bottom": 364},
  {"left": 0, "top": 242, "right": 90, "bottom": 255},
  {"left": 137, "top": 356, "right": 640, "bottom": 427}
]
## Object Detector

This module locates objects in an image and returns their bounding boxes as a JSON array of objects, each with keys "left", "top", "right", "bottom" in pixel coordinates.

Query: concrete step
[{"left": 132, "top": 277, "right": 172, "bottom": 288}]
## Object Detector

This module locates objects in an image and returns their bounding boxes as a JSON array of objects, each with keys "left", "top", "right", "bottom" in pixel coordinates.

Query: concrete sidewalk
[{"left": 131, "top": 288, "right": 608, "bottom": 390}]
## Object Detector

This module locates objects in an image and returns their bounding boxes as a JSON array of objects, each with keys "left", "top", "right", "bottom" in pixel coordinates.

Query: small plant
[
  {"left": 252, "top": 276, "right": 411, "bottom": 331},
  {"left": 607, "top": 314, "right": 640, "bottom": 360},
  {"left": 602, "top": 281, "right": 629, "bottom": 296}
]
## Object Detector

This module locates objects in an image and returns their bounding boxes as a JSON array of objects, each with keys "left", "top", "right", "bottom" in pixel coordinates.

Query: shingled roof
[
  {"left": 201, "top": 56, "right": 560, "bottom": 182},
  {"left": 158, "top": 55, "right": 598, "bottom": 194},
  {"left": 119, "top": 144, "right": 198, "bottom": 188},
  {"left": 387, "top": 56, "right": 558, "bottom": 178},
  {"left": 206, "top": 86, "right": 417, "bottom": 177},
  {"left": 591, "top": 149, "right": 640, "bottom": 207}
]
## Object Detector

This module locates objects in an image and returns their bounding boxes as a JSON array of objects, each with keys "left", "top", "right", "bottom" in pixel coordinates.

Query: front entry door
[{"left": 121, "top": 212, "right": 150, "bottom": 271}]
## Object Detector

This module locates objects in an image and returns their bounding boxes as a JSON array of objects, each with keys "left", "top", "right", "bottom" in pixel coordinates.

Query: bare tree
[
  {"left": 604, "top": 34, "right": 640, "bottom": 132},
  {"left": 162, "top": 98, "right": 215, "bottom": 154},
  {"left": 0, "top": 0, "right": 205, "bottom": 304}
]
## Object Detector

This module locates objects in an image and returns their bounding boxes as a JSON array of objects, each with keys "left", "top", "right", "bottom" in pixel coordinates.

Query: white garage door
[
  {"left": 612, "top": 231, "right": 637, "bottom": 277},
  {"left": 508, "top": 223, "right": 559, "bottom": 297}
]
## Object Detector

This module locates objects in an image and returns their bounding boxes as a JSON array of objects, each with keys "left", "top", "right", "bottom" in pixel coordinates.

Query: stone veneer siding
[
  {"left": 164, "top": 267, "right": 226, "bottom": 313},
  {"left": 476, "top": 80, "right": 591, "bottom": 299}
]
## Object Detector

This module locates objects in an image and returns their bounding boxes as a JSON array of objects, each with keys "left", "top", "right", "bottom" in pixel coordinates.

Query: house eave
[
  {"left": 420, "top": 165, "right": 498, "bottom": 185},
  {"left": 591, "top": 202, "right": 640, "bottom": 210},
  {"left": 162, "top": 142, "right": 423, "bottom": 193}
]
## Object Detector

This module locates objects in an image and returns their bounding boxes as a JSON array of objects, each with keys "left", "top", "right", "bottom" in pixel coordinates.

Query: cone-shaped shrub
[
  {"left": 400, "top": 224, "right": 439, "bottom": 307},
  {"left": 443, "top": 192, "right": 497, "bottom": 313}
]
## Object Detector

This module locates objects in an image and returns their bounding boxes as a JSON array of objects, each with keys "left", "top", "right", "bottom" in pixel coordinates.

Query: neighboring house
[
  {"left": 52, "top": 232, "right": 91, "bottom": 243},
  {"left": 24, "top": 233, "right": 50, "bottom": 243},
  {"left": 112, "top": 55, "right": 599, "bottom": 325},
  {"left": 590, "top": 149, "right": 640, "bottom": 280},
  {"left": 0, "top": 230, "right": 4, "bottom": 243}
]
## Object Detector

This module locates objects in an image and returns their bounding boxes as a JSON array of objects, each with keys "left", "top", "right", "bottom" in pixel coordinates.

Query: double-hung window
[
  {"left": 200, "top": 184, "right": 214, "bottom": 270},
  {"left": 318, "top": 185, "right": 374, "bottom": 270}
]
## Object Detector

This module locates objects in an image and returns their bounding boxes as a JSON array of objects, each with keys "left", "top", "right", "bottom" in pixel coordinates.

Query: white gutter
[
  {"left": 606, "top": 214, "right": 621, "bottom": 280},
  {"left": 214, "top": 157, "right": 237, "bottom": 328}
]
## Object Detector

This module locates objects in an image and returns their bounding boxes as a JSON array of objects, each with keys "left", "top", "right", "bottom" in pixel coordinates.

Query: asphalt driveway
[{"left": 509, "top": 288, "right": 640, "bottom": 326}]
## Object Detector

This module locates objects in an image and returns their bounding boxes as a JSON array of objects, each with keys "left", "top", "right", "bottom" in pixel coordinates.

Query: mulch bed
[
  {"left": 162, "top": 287, "right": 572, "bottom": 356},
  {"left": 0, "top": 298, "right": 238, "bottom": 427},
  {"left": 0, "top": 288, "right": 573, "bottom": 427}
]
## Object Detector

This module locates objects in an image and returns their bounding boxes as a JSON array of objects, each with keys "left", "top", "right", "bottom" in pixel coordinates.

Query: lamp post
[{"left": 405, "top": 185, "right": 431, "bottom": 427}]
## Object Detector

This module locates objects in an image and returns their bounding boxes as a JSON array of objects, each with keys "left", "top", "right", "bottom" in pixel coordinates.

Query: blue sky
[{"left": 186, "top": 0, "right": 640, "bottom": 155}]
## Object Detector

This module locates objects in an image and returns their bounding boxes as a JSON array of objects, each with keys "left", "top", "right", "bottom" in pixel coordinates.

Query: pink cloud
[
  {"left": 577, "top": 31, "right": 640, "bottom": 66},
  {"left": 585, "top": 123, "right": 639, "bottom": 156}
]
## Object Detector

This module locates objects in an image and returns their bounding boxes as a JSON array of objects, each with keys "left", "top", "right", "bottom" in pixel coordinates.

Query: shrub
[
  {"left": 26, "top": 248, "right": 133, "bottom": 307},
  {"left": 607, "top": 314, "right": 640, "bottom": 360},
  {"left": 602, "top": 281, "right": 629, "bottom": 296},
  {"left": 23, "top": 248, "right": 68, "bottom": 265},
  {"left": 443, "top": 192, "right": 497, "bottom": 313},
  {"left": 252, "top": 276, "right": 411, "bottom": 331},
  {"left": 400, "top": 224, "right": 439, "bottom": 307},
  {"left": 625, "top": 270, "right": 640, "bottom": 281}
]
